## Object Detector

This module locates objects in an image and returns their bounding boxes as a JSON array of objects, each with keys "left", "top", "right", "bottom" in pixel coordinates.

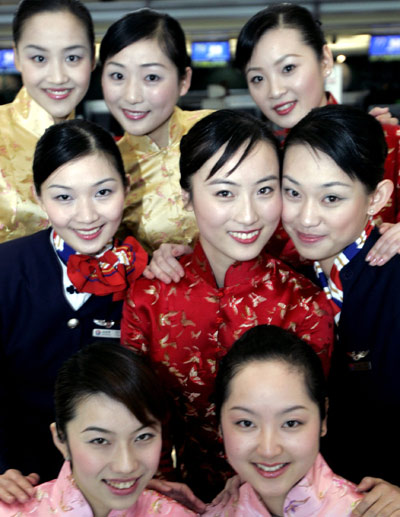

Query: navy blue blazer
[
  {"left": 0, "top": 229, "right": 123, "bottom": 480},
  {"left": 322, "top": 228, "right": 400, "bottom": 485}
]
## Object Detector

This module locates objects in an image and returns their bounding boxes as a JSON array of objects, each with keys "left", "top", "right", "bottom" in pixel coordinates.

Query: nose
[
  {"left": 257, "top": 427, "right": 283, "bottom": 458},
  {"left": 268, "top": 74, "right": 287, "bottom": 99},
  {"left": 234, "top": 195, "right": 259, "bottom": 226},
  {"left": 75, "top": 197, "right": 99, "bottom": 225},
  {"left": 299, "top": 198, "right": 320, "bottom": 228},
  {"left": 47, "top": 59, "right": 68, "bottom": 85},
  {"left": 111, "top": 443, "right": 139, "bottom": 474},
  {"left": 124, "top": 77, "right": 143, "bottom": 104}
]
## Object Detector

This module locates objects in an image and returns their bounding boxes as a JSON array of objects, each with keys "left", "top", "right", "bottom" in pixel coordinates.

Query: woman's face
[
  {"left": 282, "top": 144, "right": 373, "bottom": 275},
  {"left": 52, "top": 393, "right": 162, "bottom": 517},
  {"left": 37, "top": 153, "right": 126, "bottom": 255},
  {"left": 102, "top": 38, "right": 191, "bottom": 148},
  {"left": 221, "top": 360, "right": 324, "bottom": 516},
  {"left": 185, "top": 141, "right": 281, "bottom": 287},
  {"left": 245, "top": 28, "right": 332, "bottom": 129},
  {"left": 15, "top": 11, "right": 94, "bottom": 122}
]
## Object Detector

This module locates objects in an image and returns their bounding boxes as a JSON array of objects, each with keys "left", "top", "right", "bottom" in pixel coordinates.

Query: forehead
[
  {"left": 200, "top": 140, "right": 279, "bottom": 183},
  {"left": 18, "top": 10, "right": 90, "bottom": 46},
  {"left": 68, "top": 393, "right": 142, "bottom": 430},
  {"left": 44, "top": 153, "right": 121, "bottom": 186},
  {"left": 226, "top": 360, "right": 313, "bottom": 407},
  {"left": 106, "top": 37, "right": 174, "bottom": 66},
  {"left": 250, "top": 27, "right": 318, "bottom": 64}
]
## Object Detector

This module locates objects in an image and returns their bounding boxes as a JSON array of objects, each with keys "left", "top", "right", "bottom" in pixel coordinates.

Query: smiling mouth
[
  {"left": 104, "top": 479, "right": 137, "bottom": 489},
  {"left": 44, "top": 88, "right": 72, "bottom": 98},
  {"left": 228, "top": 230, "right": 260, "bottom": 243},
  {"left": 296, "top": 231, "right": 325, "bottom": 244},
  {"left": 273, "top": 101, "right": 296, "bottom": 115},
  {"left": 122, "top": 109, "right": 149, "bottom": 120},
  {"left": 256, "top": 462, "right": 287, "bottom": 472}
]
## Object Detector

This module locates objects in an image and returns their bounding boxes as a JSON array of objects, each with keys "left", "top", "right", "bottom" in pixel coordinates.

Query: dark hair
[
  {"left": 214, "top": 325, "right": 327, "bottom": 422},
  {"left": 100, "top": 8, "right": 190, "bottom": 80},
  {"left": 54, "top": 342, "right": 169, "bottom": 441},
  {"left": 179, "top": 109, "right": 279, "bottom": 193},
  {"left": 13, "top": 0, "right": 95, "bottom": 58},
  {"left": 235, "top": 3, "right": 326, "bottom": 71},
  {"left": 284, "top": 104, "right": 388, "bottom": 193},
  {"left": 33, "top": 119, "right": 127, "bottom": 194}
]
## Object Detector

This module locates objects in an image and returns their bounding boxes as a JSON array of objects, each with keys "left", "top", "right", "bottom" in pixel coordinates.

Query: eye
[
  {"left": 216, "top": 190, "right": 233, "bottom": 198},
  {"left": 96, "top": 188, "right": 112, "bottom": 197},
  {"left": 66, "top": 54, "right": 81, "bottom": 63},
  {"left": 249, "top": 75, "right": 263, "bottom": 84},
  {"left": 110, "top": 72, "right": 124, "bottom": 81},
  {"left": 145, "top": 73, "right": 160, "bottom": 82},
  {"left": 236, "top": 419, "right": 254, "bottom": 429},
  {"left": 283, "top": 187, "right": 300, "bottom": 199},
  {"left": 323, "top": 195, "right": 342, "bottom": 204},
  {"left": 258, "top": 186, "right": 273, "bottom": 195},
  {"left": 55, "top": 194, "right": 72, "bottom": 202},
  {"left": 283, "top": 420, "right": 301, "bottom": 429},
  {"left": 89, "top": 437, "right": 109, "bottom": 445},
  {"left": 32, "top": 55, "right": 45, "bottom": 63},
  {"left": 283, "top": 64, "right": 296, "bottom": 73},
  {"left": 135, "top": 432, "right": 155, "bottom": 442}
]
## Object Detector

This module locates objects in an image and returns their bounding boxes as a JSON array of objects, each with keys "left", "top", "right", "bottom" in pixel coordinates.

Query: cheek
[
  {"left": 71, "top": 445, "right": 104, "bottom": 478},
  {"left": 149, "top": 82, "right": 179, "bottom": 108}
]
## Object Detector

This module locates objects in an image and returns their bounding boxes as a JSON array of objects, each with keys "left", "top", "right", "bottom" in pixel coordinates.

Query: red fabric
[
  {"left": 67, "top": 237, "right": 148, "bottom": 301},
  {"left": 121, "top": 242, "right": 334, "bottom": 496}
]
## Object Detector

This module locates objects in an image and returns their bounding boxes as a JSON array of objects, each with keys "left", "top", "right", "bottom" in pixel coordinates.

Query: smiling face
[
  {"left": 102, "top": 38, "right": 191, "bottom": 148},
  {"left": 15, "top": 11, "right": 94, "bottom": 123},
  {"left": 37, "top": 153, "right": 126, "bottom": 255},
  {"left": 245, "top": 28, "right": 332, "bottom": 129},
  {"left": 52, "top": 393, "right": 161, "bottom": 517},
  {"left": 185, "top": 141, "right": 281, "bottom": 287},
  {"left": 221, "top": 360, "right": 325, "bottom": 516},
  {"left": 281, "top": 144, "right": 375, "bottom": 275}
]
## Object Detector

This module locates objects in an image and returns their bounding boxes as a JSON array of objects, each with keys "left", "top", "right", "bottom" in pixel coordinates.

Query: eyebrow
[
  {"left": 81, "top": 424, "right": 148, "bottom": 435},
  {"left": 282, "top": 175, "right": 352, "bottom": 189},
  {"left": 229, "top": 404, "right": 308, "bottom": 415},
  {"left": 208, "top": 175, "right": 279, "bottom": 186},
  {"left": 23, "top": 44, "right": 88, "bottom": 52},
  {"left": 106, "top": 60, "right": 167, "bottom": 70},
  {"left": 47, "top": 178, "right": 118, "bottom": 190}
]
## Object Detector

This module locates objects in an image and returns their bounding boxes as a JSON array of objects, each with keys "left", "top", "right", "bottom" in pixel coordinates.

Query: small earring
[
  {"left": 368, "top": 208, "right": 375, "bottom": 215},
  {"left": 325, "top": 69, "right": 331, "bottom": 77}
]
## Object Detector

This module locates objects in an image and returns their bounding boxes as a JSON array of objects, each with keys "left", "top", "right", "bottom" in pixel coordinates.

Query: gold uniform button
[{"left": 67, "top": 318, "right": 80, "bottom": 329}]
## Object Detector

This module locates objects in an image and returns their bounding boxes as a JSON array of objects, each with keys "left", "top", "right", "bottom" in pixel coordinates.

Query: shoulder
[
  {"left": 382, "top": 123, "right": 400, "bottom": 145},
  {"left": 175, "top": 107, "right": 214, "bottom": 129},
  {"left": 132, "top": 489, "right": 197, "bottom": 515},
  {"left": 203, "top": 483, "right": 270, "bottom": 516},
  {"left": 0, "top": 230, "right": 51, "bottom": 263}
]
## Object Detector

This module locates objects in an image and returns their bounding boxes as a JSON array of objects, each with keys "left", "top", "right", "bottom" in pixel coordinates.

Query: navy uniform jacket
[
  {"left": 0, "top": 229, "right": 123, "bottom": 481},
  {"left": 322, "top": 228, "right": 400, "bottom": 485}
]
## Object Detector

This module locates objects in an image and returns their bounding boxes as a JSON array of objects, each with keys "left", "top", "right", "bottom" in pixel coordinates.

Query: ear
[
  {"left": 321, "top": 44, "right": 334, "bottom": 79},
  {"left": 91, "top": 49, "right": 97, "bottom": 72},
  {"left": 13, "top": 45, "right": 21, "bottom": 73},
  {"left": 34, "top": 189, "right": 46, "bottom": 213},
  {"left": 50, "top": 422, "right": 70, "bottom": 460},
  {"left": 320, "top": 397, "right": 329, "bottom": 437},
  {"left": 179, "top": 67, "right": 192, "bottom": 97},
  {"left": 368, "top": 179, "right": 394, "bottom": 217},
  {"left": 181, "top": 188, "right": 193, "bottom": 211}
]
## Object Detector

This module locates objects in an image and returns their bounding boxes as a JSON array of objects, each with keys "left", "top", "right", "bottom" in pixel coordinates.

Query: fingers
[
  {"left": 352, "top": 478, "right": 400, "bottom": 516},
  {"left": 365, "top": 223, "right": 400, "bottom": 266},
  {"left": 369, "top": 106, "right": 399, "bottom": 126},
  {"left": 148, "top": 244, "right": 190, "bottom": 284},
  {"left": 0, "top": 470, "right": 39, "bottom": 504},
  {"left": 209, "top": 475, "right": 242, "bottom": 507}
]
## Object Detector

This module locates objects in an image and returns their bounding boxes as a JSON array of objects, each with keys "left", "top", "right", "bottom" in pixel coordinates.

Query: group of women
[{"left": 0, "top": 0, "right": 400, "bottom": 515}]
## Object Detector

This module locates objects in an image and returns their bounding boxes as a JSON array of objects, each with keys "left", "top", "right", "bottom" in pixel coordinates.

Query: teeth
[
  {"left": 106, "top": 480, "right": 136, "bottom": 489},
  {"left": 276, "top": 102, "right": 294, "bottom": 111},
  {"left": 76, "top": 227, "right": 100, "bottom": 235},
  {"left": 229, "top": 230, "right": 259, "bottom": 240},
  {"left": 256, "top": 463, "right": 286, "bottom": 472},
  {"left": 47, "top": 89, "right": 69, "bottom": 94}
]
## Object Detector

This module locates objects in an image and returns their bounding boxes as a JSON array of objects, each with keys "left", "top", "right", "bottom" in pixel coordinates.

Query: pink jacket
[
  {"left": 204, "top": 454, "right": 361, "bottom": 516},
  {"left": 0, "top": 462, "right": 196, "bottom": 516}
]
